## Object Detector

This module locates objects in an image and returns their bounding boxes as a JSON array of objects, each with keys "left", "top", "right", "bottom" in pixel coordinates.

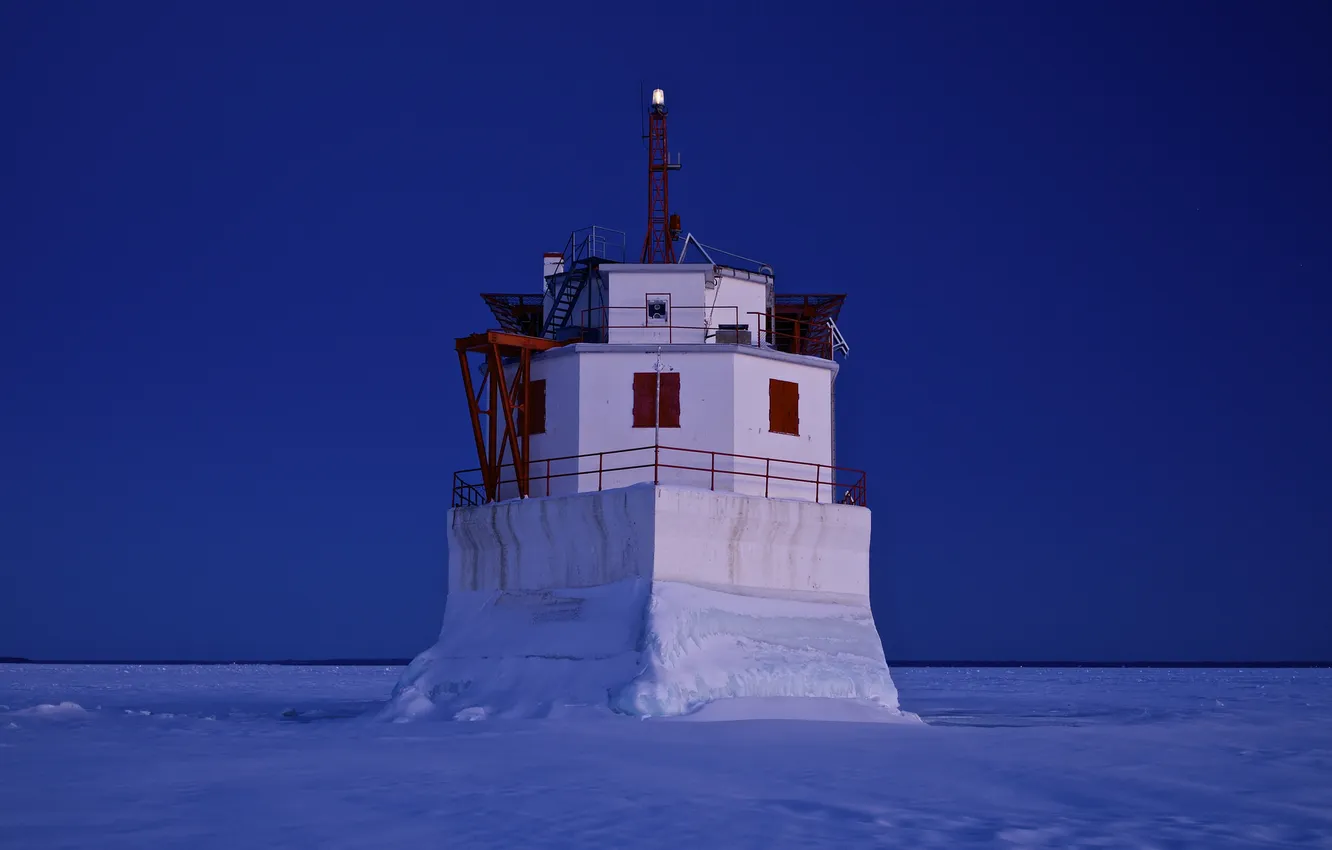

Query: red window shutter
[
  {"left": 769, "top": 379, "right": 799, "bottom": 435},
  {"left": 633, "top": 373, "right": 657, "bottom": 428},
  {"left": 528, "top": 379, "right": 546, "bottom": 435},
  {"left": 659, "top": 372, "right": 680, "bottom": 428}
]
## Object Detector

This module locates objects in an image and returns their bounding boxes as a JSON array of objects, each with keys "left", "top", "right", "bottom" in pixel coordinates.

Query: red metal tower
[{"left": 640, "top": 88, "right": 681, "bottom": 263}]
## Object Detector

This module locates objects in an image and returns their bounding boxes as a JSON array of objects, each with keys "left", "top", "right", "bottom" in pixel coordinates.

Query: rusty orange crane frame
[{"left": 455, "top": 330, "right": 569, "bottom": 503}]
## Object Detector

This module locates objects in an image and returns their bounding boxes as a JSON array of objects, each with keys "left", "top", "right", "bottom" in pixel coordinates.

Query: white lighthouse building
[{"left": 388, "top": 90, "right": 903, "bottom": 721}]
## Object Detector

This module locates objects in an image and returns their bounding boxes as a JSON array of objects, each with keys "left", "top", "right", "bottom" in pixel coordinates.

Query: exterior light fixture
[{"left": 652, "top": 88, "right": 665, "bottom": 108}]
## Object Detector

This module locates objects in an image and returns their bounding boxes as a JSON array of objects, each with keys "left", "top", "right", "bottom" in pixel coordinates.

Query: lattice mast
[{"left": 640, "top": 88, "right": 681, "bottom": 263}]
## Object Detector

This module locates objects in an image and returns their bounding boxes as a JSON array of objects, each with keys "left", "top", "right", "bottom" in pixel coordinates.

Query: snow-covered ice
[{"left": 2, "top": 664, "right": 1330, "bottom": 848}]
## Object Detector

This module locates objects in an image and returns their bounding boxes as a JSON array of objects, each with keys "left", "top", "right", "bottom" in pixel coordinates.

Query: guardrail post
[
  {"left": 765, "top": 457, "right": 770, "bottom": 498},
  {"left": 654, "top": 445, "right": 660, "bottom": 485},
  {"left": 598, "top": 452, "right": 604, "bottom": 492},
  {"left": 710, "top": 452, "right": 715, "bottom": 492}
]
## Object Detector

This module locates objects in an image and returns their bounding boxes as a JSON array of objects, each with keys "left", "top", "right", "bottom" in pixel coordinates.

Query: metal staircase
[
  {"left": 541, "top": 265, "right": 592, "bottom": 339},
  {"left": 540, "top": 226, "right": 625, "bottom": 340}
]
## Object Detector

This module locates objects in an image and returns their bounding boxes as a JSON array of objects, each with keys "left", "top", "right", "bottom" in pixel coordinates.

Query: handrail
[
  {"left": 578, "top": 306, "right": 836, "bottom": 359},
  {"left": 581, "top": 304, "right": 743, "bottom": 345},
  {"left": 451, "top": 444, "right": 868, "bottom": 508},
  {"left": 568, "top": 225, "right": 626, "bottom": 265},
  {"left": 576, "top": 306, "right": 833, "bottom": 358}
]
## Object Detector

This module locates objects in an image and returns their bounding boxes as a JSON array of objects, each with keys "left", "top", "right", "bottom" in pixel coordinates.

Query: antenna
[
  {"left": 639, "top": 80, "right": 647, "bottom": 148},
  {"left": 639, "top": 87, "right": 680, "bottom": 263}
]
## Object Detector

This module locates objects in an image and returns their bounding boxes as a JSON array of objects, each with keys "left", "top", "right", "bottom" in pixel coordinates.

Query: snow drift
[
  {"left": 386, "top": 579, "right": 902, "bottom": 721},
  {"left": 613, "top": 581, "right": 901, "bottom": 717}
]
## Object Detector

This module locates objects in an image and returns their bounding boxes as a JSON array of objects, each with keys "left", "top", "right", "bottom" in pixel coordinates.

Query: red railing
[
  {"left": 578, "top": 306, "right": 834, "bottom": 359},
  {"left": 451, "top": 444, "right": 868, "bottom": 509}
]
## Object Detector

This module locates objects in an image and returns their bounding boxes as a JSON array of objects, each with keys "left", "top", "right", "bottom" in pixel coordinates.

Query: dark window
[
  {"left": 520, "top": 379, "right": 546, "bottom": 435},
  {"left": 769, "top": 378, "right": 799, "bottom": 435},
  {"left": 516, "top": 308, "right": 542, "bottom": 338},
  {"left": 633, "top": 372, "right": 681, "bottom": 428},
  {"left": 772, "top": 314, "right": 800, "bottom": 354}
]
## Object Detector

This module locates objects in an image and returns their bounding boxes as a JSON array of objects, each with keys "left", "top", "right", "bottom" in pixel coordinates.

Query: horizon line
[{"left": 1, "top": 657, "right": 1329, "bottom": 669}]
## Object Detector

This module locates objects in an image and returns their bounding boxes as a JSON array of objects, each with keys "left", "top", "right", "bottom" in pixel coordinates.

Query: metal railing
[
  {"left": 580, "top": 304, "right": 742, "bottom": 345},
  {"left": 677, "top": 240, "right": 773, "bottom": 275},
  {"left": 576, "top": 306, "right": 835, "bottom": 358},
  {"left": 451, "top": 444, "right": 868, "bottom": 508},
  {"left": 566, "top": 226, "right": 626, "bottom": 266}
]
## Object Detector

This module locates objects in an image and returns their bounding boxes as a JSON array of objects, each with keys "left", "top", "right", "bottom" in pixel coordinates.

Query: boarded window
[
  {"left": 769, "top": 378, "right": 799, "bottom": 435},
  {"left": 659, "top": 372, "right": 680, "bottom": 428},
  {"left": 520, "top": 379, "right": 546, "bottom": 435},
  {"left": 633, "top": 372, "right": 681, "bottom": 428},
  {"left": 633, "top": 373, "right": 656, "bottom": 428}
]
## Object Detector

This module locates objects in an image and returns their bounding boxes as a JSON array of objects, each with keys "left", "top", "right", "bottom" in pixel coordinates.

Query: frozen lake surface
[{"left": 2, "top": 664, "right": 1330, "bottom": 848}]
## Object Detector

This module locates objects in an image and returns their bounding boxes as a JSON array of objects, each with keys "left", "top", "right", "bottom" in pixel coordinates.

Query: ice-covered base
[
  {"left": 385, "top": 580, "right": 646, "bottom": 722},
  {"left": 384, "top": 579, "right": 911, "bottom": 722}
]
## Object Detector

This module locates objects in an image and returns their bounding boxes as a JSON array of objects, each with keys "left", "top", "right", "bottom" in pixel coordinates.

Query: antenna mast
[{"left": 640, "top": 88, "right": 681, "bottom": 263}]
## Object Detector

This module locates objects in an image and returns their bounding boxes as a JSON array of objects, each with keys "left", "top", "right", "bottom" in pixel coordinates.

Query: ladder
[
  {"left": 540, "top": 263, "right": 592, "bottom": 340},
  {"left": 539, "top": 226, "right": 625, "bottom": 340}
]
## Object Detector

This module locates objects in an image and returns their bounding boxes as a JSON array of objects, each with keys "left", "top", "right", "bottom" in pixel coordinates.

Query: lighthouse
[{"left": 388, "top": 89, "right": 903, "bottom": 721}]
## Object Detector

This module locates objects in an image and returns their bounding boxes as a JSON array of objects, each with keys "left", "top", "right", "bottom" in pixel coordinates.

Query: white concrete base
[
  {"left": 388, "top": 485, "right": 899, "bottom": 720},
  {"left": 447, "top": 483, "right": 871, "bottom": 597}
]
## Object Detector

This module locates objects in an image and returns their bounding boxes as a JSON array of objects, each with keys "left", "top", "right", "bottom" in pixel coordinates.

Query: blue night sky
[{"left": 2, "top": 3, "right": 1328, "bottom": 662}]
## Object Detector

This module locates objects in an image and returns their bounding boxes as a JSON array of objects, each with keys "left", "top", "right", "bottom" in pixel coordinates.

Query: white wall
[
  {"left": 600, "top": 266, "right": 770, "bottom": 348},
  {"left": 492, "top": 352, "right": 583, "bottom": 500},
  {"left": 526, "top": 352, "right": 582, "bottom": 497},
  {"left": 732, "top": 353, "right": 835, "bottom": 502},
  {"left": 605, "top": 266, "right": 708, "bottom": 344},
  {"left": 707, "top": 272, "right": 769, "bottom": 342},
  {"left": 573, "top": 346, "right": 736, "bottom": 491},
  {"left": 484, "top": 344, "right": 840, "bottom": 504}
]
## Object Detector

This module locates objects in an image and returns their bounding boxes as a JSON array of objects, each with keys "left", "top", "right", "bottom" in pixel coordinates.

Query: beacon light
[{"left": 652, "top": 88, "right": 665, "bottom": 107}]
